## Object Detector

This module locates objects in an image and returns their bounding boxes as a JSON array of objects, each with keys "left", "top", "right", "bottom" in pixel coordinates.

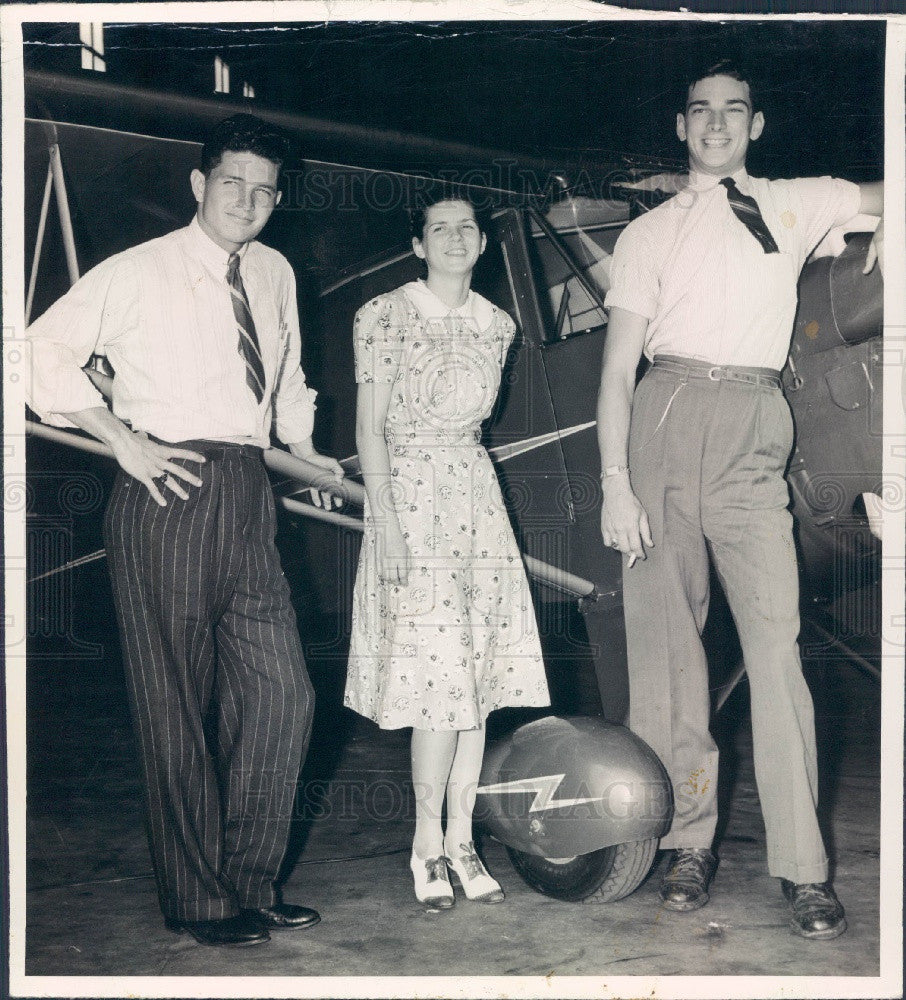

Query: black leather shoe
[
  {"left": 165, "top": 913, "right": 270, "bottom": 947},
  {"left": 242, "top": 902, "right": 321, "bottom": 930},
  {"left": 780, "top": 880, "right": 847, "bottom": 940},
  {"left": 659, "top": 848, "right": 718, "bottom": 911}
]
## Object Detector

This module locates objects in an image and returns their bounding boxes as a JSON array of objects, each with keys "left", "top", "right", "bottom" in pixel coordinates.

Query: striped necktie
[
  {"left": 720, "top": 177, "right": 779, "bottom": 254},
  {"left": 227, "top": 252, "right": 266, "bottom": 404}
]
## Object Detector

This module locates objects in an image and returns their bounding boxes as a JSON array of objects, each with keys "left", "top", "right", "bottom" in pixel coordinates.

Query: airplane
[{"left": 19, "top": 70, "right": 883, "bottom": 905}]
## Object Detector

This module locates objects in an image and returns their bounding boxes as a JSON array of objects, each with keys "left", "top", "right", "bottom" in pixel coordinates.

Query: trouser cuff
[
  {"left": 164, "top": 899, "right": 238, "bottom": 922},
  {"left": 768, "top": 859, "right": 829, "bottom": 884},
  {"left": 237, "top": 888, "right": 277, "bottom": 910},
  {"left": 660, "top": 835, "right": 716, "bottom": 852}
]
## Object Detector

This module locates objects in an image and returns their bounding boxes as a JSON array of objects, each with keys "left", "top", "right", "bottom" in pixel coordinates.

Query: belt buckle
[{"left": 707, "top": 366, "right": 722, "bottom": 381}]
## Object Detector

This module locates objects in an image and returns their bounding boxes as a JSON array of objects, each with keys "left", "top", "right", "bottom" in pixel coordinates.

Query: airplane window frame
[{"left": 526, "top": 210, "right": 625, "bottom": 347}]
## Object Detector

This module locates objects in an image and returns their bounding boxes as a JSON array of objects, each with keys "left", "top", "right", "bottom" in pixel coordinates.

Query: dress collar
[
  {"left": 187, "top": 216, "right": 251, "bottom": 276},
  {"left": 403, "top": 279, "right": 495, "bottom": 331}
]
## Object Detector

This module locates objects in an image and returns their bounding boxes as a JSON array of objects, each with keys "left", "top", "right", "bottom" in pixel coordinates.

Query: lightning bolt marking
[{"left": 477, "top": 773, "right": 600, "bottom": 813}]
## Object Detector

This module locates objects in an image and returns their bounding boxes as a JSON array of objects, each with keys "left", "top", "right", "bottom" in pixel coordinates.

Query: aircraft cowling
[
  {"left": 475, "top": 716, "right": 672, "bottom": 859},
  {"left": 784, "top": 229, "right": 882, "bottom": 594},
  {"left": 791, "top": 232, "right": 882, "bottom": 361}
]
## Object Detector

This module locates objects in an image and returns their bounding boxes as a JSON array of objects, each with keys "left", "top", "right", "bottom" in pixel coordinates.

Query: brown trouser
[{"left": 623, "top": 357, "right": 828, "bottom": 884}]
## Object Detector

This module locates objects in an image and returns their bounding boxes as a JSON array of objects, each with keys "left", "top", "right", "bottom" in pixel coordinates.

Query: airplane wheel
[{"left": 506, "top": 838, "right": 658, "bottom": 903}]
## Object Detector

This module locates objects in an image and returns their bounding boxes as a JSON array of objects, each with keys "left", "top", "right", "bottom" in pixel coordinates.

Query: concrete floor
[{"left": 19, "top": 552, "right": 886, "bottom": 990}]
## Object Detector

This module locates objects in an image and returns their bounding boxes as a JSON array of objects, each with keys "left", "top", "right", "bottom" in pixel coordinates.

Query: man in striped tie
[
  {"left": 26, "top": 114, "right": 343, "bottom": 946},
  {"left": 596, "top": 60, "right": 883, "bottom": 940}
]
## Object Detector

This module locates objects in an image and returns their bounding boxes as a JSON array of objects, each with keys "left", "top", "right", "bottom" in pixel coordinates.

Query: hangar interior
[{"left": 23, "top": 512, "right": 883, "bottom": 978}]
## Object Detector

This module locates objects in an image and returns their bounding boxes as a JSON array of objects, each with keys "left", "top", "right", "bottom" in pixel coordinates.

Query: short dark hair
[
  {"left": 200, "top": 114, "right": 292, "bottom": 176},
  {"left": 683, "top": 59, "right": 758, "bottom": 114},
  {"left": 408, "top": 186, "right": 488, "bottom": 241}
]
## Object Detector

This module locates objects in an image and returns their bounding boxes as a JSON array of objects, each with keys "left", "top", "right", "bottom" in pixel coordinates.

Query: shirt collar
[
  {"left": 187, "top": 216, "right": 251, "bottom": 276},
  {"left": 688, "top": 167, "right": 751, "bottom": 194}
]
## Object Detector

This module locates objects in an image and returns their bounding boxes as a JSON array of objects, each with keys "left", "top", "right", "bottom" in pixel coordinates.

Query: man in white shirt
[
  {"left": 596, "top": 61, "right": 883, "bottom": 940},
  {"left": 26, "top": 114, "right": 343, "bottom": 947}
]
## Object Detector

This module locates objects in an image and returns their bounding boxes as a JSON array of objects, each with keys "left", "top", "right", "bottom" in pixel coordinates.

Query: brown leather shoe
[
  {"left": 659, "top": 848, "right": 718, "bottom": 911},
  {"left": 242, "top": 902, "right": 321, "bottom": 930},
  {"left": 780, "top": 880, "right": 847, "bottom": 940},
  {"left": 165, "top": 912, "right": 270, "bottom": 947}
]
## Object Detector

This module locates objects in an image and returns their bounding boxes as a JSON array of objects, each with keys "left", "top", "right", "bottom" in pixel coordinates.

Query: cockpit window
[{"left": 527, "top": 198, "right": 627, "bottom": 345}]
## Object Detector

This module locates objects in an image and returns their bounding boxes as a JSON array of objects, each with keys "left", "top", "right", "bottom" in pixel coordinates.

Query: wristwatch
[{"left": 600, "top": 465, "right": 629, "bottom": 479}]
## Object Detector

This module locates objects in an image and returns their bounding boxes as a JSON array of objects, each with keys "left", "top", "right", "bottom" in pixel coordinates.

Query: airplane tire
[{"left": 506, "top": 838, "right": 658, "bottom": 903}]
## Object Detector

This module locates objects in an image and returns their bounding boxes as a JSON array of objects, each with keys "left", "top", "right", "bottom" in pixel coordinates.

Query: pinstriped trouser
[
  {"left": 103, "top": 441, "right": 314, "bottom": 922},
  {"left": 622, "top": 367, "right": 828, "bottom": 885}
]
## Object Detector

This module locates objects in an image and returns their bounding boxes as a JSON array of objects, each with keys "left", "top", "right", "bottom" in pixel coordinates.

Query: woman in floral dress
[{"left": 345, "top": 192, "right": 550, "bottom": 909}]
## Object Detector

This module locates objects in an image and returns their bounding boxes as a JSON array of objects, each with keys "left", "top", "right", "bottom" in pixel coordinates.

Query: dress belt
[
  {"left": 652, "top": 354, "right": 783, "bottom": 389},
  {"left": 387, "top": 428, "right": 482, "bottom": 447}
]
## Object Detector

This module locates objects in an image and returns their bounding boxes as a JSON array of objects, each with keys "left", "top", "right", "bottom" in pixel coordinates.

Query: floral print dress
[{"left": 344, "top": 280, "right": 550, "bottom": 731}]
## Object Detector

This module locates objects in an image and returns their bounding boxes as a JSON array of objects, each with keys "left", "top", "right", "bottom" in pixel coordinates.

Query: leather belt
[
  {"left": 148, "top": 434, "right": 263, "bottom": 458},
  {"left": 652, "top": 354, "right": 782, "bottom": 389}
]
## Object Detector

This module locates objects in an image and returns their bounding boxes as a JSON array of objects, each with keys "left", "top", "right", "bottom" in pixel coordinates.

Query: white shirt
[
  {"left": 26, "top": 217, "right": 317, "bottom": 447},
  {"left": 604, "top": 170, "right": 861, "bottom": 370}
]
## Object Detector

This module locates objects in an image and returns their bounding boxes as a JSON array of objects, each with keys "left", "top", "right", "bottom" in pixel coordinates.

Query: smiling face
[
  {"left": 190, "top": 150, "right": 282, "bottom": 252},
  {"left": 677, "top": 74, "right": 764, "bottom": 177},
  {"left": 412, "top": 200, "right": 486, "bottom": 277}
]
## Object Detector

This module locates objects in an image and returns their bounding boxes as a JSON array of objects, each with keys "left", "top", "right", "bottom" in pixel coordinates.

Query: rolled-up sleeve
[
  {"left": 603, "top": 220, "right": 660, "bottom": 321},
  {"left": 25, "top": 256, "right": 128, "bottom": 427},
  {"left": 272, "top": 263, "right": 317, "bottom": 444}
]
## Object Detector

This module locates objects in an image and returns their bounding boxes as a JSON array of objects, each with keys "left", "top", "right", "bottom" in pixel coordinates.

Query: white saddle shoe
[
  {"left": 444, "top": 841, "right": 505, "bottom": 903},
  {"left": 410, "top": 851, "right": 454, "bottom": 909}
]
